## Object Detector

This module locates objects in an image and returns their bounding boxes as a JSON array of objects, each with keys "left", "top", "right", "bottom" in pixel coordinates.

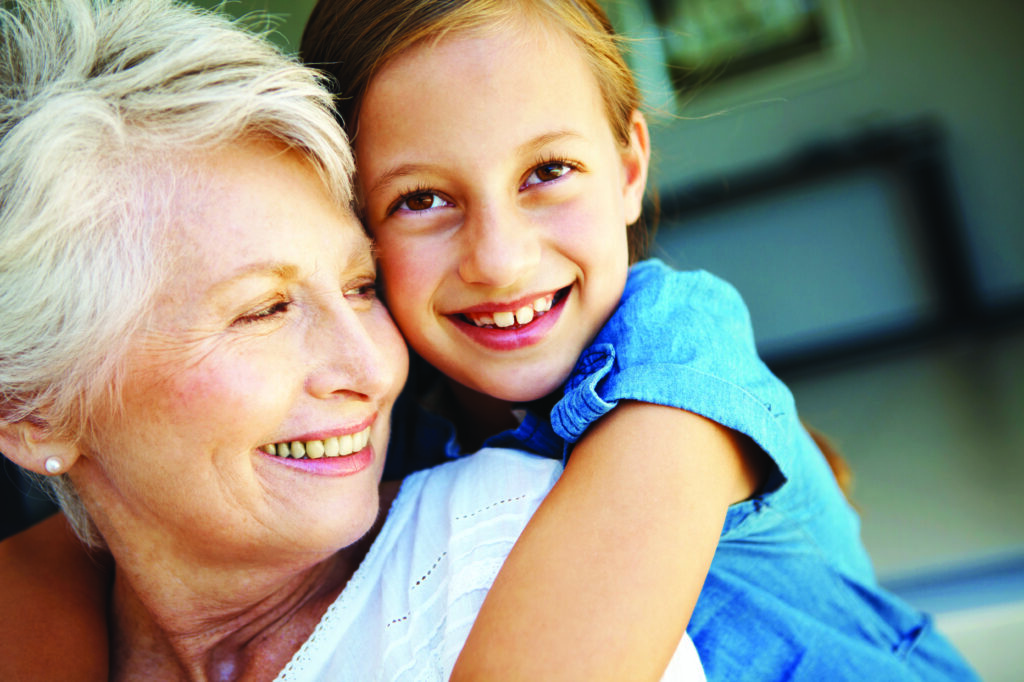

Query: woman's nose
[
  {"left": 305, "top": 298, "right": 399, "bottom": 402},
  {"left": 457, "top": 203, "right": 541, "bottom": 288}
]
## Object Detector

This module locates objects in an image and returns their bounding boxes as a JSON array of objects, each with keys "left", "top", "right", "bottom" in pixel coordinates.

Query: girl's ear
[
  {"left": 0, "top": 420, "right": 79, "bottom": 476},
  {"left": 620, "top": 109, "right": 651, "bottom": 226}
]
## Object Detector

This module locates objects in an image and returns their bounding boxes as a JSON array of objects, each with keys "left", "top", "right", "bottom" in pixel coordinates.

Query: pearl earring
[{"left": 44, "top": 457, "right": 63, "bottom": 475}]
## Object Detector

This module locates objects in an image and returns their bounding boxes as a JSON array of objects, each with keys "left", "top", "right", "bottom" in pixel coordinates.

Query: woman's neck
[
  {"left": 109, "top": 544, "right": 354, "bottom": 681},
  {"left": 107, "top": 480, "right": 401, "bottom": 681}
]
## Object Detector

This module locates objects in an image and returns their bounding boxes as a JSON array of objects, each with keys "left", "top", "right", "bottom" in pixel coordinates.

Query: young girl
[{"left": 300, "top": 0, "right": 979, "bottom": 679}]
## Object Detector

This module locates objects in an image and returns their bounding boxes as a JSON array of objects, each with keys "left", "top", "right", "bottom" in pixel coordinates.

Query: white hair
[{"left": 0, "top": 0, "right": 354, "bottom": 545}]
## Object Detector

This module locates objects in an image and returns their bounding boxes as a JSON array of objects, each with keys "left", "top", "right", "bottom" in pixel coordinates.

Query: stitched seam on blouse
[
  {"left": 385, "top": 614, "right": 409, "bottom": 630},
  {"left": 383, "top": 492, "right": 532, "bottom": 637},
  {"left": 453, "top": 494, "right": 528, "bottom": 521},
  {"left": 383, "top": 546, "right": 453, "bottom": 630},
  {"left": 413, "top": 551, "right": 447, "bottom": 588}
]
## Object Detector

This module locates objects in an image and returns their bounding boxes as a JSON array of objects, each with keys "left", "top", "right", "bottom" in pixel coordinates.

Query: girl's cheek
[{"left": 379, "top": 237, "right": 437, "bottom": 288}]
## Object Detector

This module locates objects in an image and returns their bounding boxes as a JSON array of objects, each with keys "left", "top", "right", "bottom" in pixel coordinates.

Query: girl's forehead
[
  {"left": 387, "top": 10, "right": 582, "bottom": 77},
  {"left": 380, "top": 20, "right": 593, "bottom": 105},
  {"left": 364, "top": 29, "right": 602, "bottom": 139}
]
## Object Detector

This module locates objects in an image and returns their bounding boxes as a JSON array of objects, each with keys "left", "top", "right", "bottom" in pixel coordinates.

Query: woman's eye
[
  {"left": 344, "top": 281, "right": 378, "bottom": 300},
  {"left": 523, "top": 161, "right": 574, "bottom": 188},
  {"left": 396, "top": 191, "right": 449, "bottom": 212},
  {"left": 234, "top": 299, "right": 291, "bottom": 326}
]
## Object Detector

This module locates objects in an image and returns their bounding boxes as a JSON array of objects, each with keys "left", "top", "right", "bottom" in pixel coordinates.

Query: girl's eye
[
  {"left": 523, "top": 161, "right": 575, "bottom": 188},
  {"left": 395, "top": 191, "right": 450, "bottom": 213},
  {"left": 233, "top": 299, "right": 291, "bottom": 326}
]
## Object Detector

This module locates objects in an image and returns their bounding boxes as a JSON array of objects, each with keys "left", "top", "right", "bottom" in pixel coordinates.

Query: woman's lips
[
  {"left": 259, "top": 425, "right": 372, "bottom": 459},
  {"left": 257, "top": 419, "right": 377, "bottom": 476},
  {"left": 262, "top": 444, "right": 375, "bottom": 476}
]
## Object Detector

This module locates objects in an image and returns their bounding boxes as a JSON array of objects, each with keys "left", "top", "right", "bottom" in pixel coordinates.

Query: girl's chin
[{"left": 465, "top": 370, "right": 570, "bottom": 406}]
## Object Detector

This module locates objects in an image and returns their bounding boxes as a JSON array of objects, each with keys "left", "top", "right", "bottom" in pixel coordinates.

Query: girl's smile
[
  {"left": 449, "top": 286, "right": 569, "bottom": 352},
  {"left": 356, "top": 18, "right": 649, "bottom": 406}
]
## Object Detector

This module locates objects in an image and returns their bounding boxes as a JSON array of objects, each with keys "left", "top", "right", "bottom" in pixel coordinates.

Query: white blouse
[{"left": 274, "top": 447, "right": 705, "bottom": 681}]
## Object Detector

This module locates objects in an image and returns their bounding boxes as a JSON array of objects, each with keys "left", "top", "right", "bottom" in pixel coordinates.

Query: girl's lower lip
[
  {"left": 260, "top": 445, "right": 374, "bottom": 477},
  {"left": 450, "top": 290, "right": 567, "bottom": 351}
]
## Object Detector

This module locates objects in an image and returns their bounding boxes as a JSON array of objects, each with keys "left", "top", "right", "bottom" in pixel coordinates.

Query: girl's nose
[{"left": 457, "top": 203, "right": 541, "bottom": 289}]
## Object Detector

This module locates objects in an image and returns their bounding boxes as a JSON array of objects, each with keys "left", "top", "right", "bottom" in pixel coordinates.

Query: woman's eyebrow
[
  {"left": 344, "top": 235, "right": 377, "bottom": 275},
  {"left": 352, "top": 243, "right": 377, "bottom": 272},
  {"left": 205, "top": 262, "right": 300, "bottom": 296}
]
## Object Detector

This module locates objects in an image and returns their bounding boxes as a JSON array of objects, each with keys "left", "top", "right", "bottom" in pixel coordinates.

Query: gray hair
[{"left": 0, "top": 0, "right": 354, "bottom": 545}]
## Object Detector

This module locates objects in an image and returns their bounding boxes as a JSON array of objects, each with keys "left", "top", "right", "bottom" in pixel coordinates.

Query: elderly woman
[{"left": 0, "top": 1, "right": 704, "bottom": 680}]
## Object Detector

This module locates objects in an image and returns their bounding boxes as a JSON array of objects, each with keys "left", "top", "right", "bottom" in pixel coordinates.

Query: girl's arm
[
  {"left": 452, "top": 401, "right": 767, "bottom": 681},
  {"left": 0, "top": 514, "right": 111, "bottom": 681}
]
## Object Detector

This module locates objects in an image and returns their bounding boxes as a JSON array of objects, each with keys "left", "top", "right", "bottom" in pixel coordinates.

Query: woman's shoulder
[
  {"left": 0, "top": 515, "right": 111, "bottom": 680},
  {"left": 337, "top": 448, "right": 564, "bottom": 607},
  {"left": 275, "top": 449, "right": 563, "bottom": 681},
  {"left": 402, "top": 447, "right": 563, "bottom": 522}
]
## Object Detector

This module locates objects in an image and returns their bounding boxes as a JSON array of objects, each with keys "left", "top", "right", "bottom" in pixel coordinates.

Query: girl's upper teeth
[
  {"left": 261, "top": 426, "right": 371, "bottom": 459},
  {"left": 467, "top": 295, "right": 553, "bottom": 328},
  {"left": 493, "top": 311, "right": 515, "bottom": 327}
]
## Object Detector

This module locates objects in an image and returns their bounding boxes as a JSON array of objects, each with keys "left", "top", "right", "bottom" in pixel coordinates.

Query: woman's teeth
[
  {"left": 261, "top": 426, "right": 371, "bottom": 459},
  {"left": 465, "top": 294, "right": 554, "bottom": 328}
]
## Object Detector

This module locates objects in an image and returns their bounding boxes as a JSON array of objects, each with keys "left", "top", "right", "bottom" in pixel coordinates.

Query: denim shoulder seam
[{"left": 604, "top": 362, "right": 788, "bottom": 421}]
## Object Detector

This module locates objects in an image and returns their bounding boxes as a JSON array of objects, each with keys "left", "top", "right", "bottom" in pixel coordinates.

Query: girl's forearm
[{"left": 452, "top": 401, "right": 766, "bottom": 681}]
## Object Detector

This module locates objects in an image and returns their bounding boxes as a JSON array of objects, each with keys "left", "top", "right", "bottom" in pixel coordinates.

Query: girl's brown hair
[{"left": 301, "top": 0, "right": 651, "bottom": 259}]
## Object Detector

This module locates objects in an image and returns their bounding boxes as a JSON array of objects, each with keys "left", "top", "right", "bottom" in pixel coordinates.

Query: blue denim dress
[{"left": 386, "top": 259, "right": 978, "bottom": 680}]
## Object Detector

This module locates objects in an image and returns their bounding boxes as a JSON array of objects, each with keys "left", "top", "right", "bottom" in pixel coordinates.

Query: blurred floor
[{"left": 786, "top": 325, "right": 1024, "bottom": 680}]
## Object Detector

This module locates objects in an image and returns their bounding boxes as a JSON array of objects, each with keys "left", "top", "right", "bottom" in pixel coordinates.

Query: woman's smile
[
  {"left": 260, "top": 423, "right": 373, "bottom": 459},
  {"left": 259, "top": 423, "right": 377, "bottom": 476}
]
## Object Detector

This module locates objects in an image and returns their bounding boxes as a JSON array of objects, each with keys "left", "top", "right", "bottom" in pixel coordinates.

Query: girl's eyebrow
[
  {"left": 366, "top": 162, "right": 437, "bottom": 197},
  {"left": 367, "top": 130, "right": 585, "bottom": 197},
  {"left": 516, "top": 129, "right": 584, "bottom": 157}
]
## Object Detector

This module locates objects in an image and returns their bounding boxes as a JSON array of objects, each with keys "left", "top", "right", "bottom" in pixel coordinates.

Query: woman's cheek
[
  {"left": 364, "top": 298, "right": 410, "bottom": 390},
  {"left": 161, "top": 344, "right": 291, "bottom": 433}
]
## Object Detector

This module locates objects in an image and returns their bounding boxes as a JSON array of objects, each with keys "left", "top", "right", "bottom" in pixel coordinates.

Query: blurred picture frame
[
  {"left": 648, "top": 0, "right": 835, "bottom": 95},
  {"left": 606, "top": 0, "right": 859, "bottom": 112},
  {"left": 650, "top": 121, "right": 979, "bottom": 373}
]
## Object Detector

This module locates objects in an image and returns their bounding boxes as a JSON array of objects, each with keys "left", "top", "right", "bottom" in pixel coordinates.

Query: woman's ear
[
  {"left": 0, "top": 420, "right": 79, "bottom": 476},
  {"left": 620, "top": 109, "right": 651, "bottom": 226}
]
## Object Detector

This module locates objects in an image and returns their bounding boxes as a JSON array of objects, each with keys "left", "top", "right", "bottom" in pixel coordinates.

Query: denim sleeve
[{"left": 550, "top": 260, "right": 797, "bottom": 481}]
